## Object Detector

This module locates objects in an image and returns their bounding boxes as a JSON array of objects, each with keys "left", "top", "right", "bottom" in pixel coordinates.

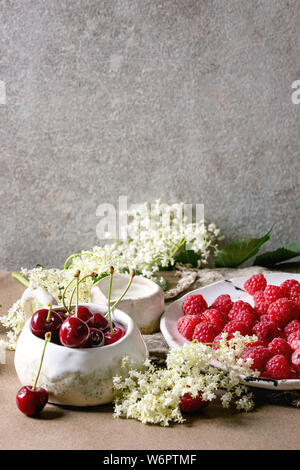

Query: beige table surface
[{"left": 1, "top": 271, "right": 300, "bottom": 450}]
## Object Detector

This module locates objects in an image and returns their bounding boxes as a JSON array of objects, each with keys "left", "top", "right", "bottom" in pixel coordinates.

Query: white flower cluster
[
  {"left": 113, "top": 332, "right": 259, "bottom": 426},
  {"left": 1, "top": 201, "right": 222, "bottom": 349}
]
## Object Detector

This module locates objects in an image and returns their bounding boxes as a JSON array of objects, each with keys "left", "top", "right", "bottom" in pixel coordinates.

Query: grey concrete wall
[{"left": 0, "top": 0, "right": 299, "bottom": 270}]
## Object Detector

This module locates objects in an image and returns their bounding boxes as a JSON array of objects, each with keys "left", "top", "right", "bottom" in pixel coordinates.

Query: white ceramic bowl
[
  {"left": 15, "top": 303, "right": 148, "bottom": 406},
  {"left": 160, "top": 273, "right": 300, "bottom": 391},
  {"left": 91, "top": 274, "right": 165, "bottom": 334}
]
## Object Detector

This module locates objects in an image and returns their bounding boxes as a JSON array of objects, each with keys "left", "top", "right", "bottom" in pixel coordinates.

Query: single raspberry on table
[
  {"left": 287, "top": 331, "right": 300, "bottom": 351},
  {"left": 223, "top": 320, "right": 251, "bottom": 337},
  {"left": 228, "top": 301, "right": 255, "bottom": 319},
  {"left": 182, "top": 294, "right": 208, "bottom": 316},
  {"left": 244, "top": 273, "right": 267, "bottom": 295},
  {"left": 228, "top": 309, "right": 255, "bottom": 326},
  {"left": 241, "top": 345, "right": 271, "bottom": 372},
  {"left": 179, "top": 391, "right": 209, "bottom": 413},
  {"left": 280, "top": 279, "right": 300, "bottom": 298},
  {"left": 290, "top": 284, "right": 300, "bottom": 308},
  {"left": 264, "top": 285, "right": 284, "bottom": 304},
  {"left": 252, "top": 321, "right": 279, "bottom": 345},
  {"left": 210, "top": 294, "right": 232, "bottom": 315},
  {"left": 192, "top": 322, "right": 219, "bottom": 344},
  {"left": 201, "top": 309, "right": 226, "bottom": 333},
  {"left": 291, "top": 349, "right": 300, "bottom": 373},
  {"left": 265, "top": 354, "right": 291, "bottom": 380},
  {"left": 267, "top": 298, "right": 294, "bottom": 328},
  {"left": 177, "top": 315, "right": 201, "bottom": 341},
  {"left": 268, "top": 337, "right": 292, "bottom": 360},
  {"left": 253, "top": 291, "right": 270, "bottom": 316}
]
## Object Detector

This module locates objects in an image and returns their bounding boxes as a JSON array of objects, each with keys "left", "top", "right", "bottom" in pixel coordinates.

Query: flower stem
[
  {"left": 12, "top": 272, "right": 29, "bottom": 288},
  {"left": 32, "top": 332, "right": 51, "bottom": 391},
  {"left": 64, "top": 253, "right": 81, "bottom": 270},
  {"left": 106, "top": 266, "right": 114, "bottom": 333}
]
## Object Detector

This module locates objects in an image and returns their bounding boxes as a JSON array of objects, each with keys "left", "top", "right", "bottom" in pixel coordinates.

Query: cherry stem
[
  {"left": 62, "top": 277, "right": 77, "bottom": 314},
  {"left": 74, "top": 270, "right": 80, "bottom": 318},
  {"left": 108, "top": 269, "right": 135, "bottom": 316},
  {"left": 68, "top": 272, "right": 98, "bottom": 313},
  {"left": 46, "top": 304, "right": 52, "bottom": 323},
  {"left": 106, "top": 266, "right": 114, "bottom": 333},
  {"left": 32, "top": 332, "right": 51, "bottom": 391}
]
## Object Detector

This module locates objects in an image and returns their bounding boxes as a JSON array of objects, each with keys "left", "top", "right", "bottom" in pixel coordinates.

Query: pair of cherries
[{"left": 30, "top": 305, "right": 125, "bottom": 348}]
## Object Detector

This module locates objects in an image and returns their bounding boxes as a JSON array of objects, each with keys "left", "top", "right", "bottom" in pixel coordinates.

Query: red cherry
[
  {"left": 59, "top": 316, "right": 90, "bottom": 348},
  {"left": 71, "top": 305, "right": 93, "bottom": 323},
  {"left": 85, "top": 328, "right": 105, "bottom": 347},
  {"left": 104, "top": 326, "right": 126, "bottom": 345},
  {"left": 16, "top": 385, "right": 48, "bottom": 416},
  {"left": 87, "top": 312, "right": 109, "bottom": 331},
  {"left": 30, "top": 309, "right": 63, "bottom": 339}
]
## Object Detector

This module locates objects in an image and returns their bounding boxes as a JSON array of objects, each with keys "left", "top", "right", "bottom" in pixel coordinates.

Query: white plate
[{"left": 160, "top": 273, "right": 300, "bottom": 390}]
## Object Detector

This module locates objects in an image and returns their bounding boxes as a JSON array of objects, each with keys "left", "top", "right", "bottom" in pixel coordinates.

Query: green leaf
[
  {"left": 174, "top": 249, "right": 201, "bottom": 267},
  {"left": 151, "top": 274, "right": 168, "bottom": 291},
  {"left": 254, "top": 241, "right": 300, "bottom": 267},
  {"left": 215, "top": 229, "right": 272, "bottom": 268},
  {"left": 92, "top": 272, "right": 109, "bottom": 283}
]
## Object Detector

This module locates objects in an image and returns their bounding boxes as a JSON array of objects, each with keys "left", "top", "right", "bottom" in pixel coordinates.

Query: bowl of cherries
[{"left": 15, "top": 267, "right": 148, "bottom": 410}]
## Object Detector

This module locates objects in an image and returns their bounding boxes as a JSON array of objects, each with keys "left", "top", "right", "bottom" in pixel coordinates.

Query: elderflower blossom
[
  {"left": 112, "top": 332, "right": 259, "bottom": 426},
  {"left": 1, "top": 201, "right": 222, "bottom": 349}
]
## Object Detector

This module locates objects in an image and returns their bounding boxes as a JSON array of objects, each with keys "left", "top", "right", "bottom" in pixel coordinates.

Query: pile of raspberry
[{"left": 177, "top": 274, "right": 300, "bottom": 380}]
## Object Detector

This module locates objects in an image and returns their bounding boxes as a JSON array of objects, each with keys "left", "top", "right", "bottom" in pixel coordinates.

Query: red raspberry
[
  {"left": 192, "top": 322, "right": 219, "bottom": 343},
  {"left": 241, "top": 346, "right": 271, "bottom": 372},
  {"left": 268, "top": 337, "right": 292, "bottom": 360},
  {"left": 284, "top": 320, "right": 300, "bottom": 338},
  {"left": 229, "top": 310, "right": 255, "bottom": 328},
  {"left": 179, "top": 391, "right": 209, "bottom": 413},
  {"left": 182, "top": 294, "right": 208, "bottom": 316},
  {"left": 253, "top": 291, "right": 270, "bottom": 316},
  {"left": 245, "top": 339, "right": 264, "bottom": 348},
  {"left": 291, "top": 349, "right": 300, "bottom": 373},
  {"left": 201, "top": 309, "right": 226, "bottom": 333},
  {"left": 252, "top": 321, "right": 279, "bottom": 345},
  {"left": 265, "top": 354, "right": 291, "bottom": 380},
  {"left": 210, "top": 294, "right": 232, "bottom": 315},
  {"left": 289, "top": 369, "right": 300, "bottom": 380},
  {"left": 259, "top": 314, "right": 271, "bottom": 322},
  {"left": 223, "top": 320, "right": 251, "bottom": 337},
  {"left": 211, "top": 333, "right": 224, "bottom": 349},
  {"left": 264, "top": 285, "right": 284, "bottom": 303},
  {"left": 291, "top": 302, "right": 300, "bottom": 321},
  {"left": 290, "top": 284, "right": 300, "bottom": 308},
  {"left": 267, "top": 298, "right": 294, "bottom": 328},
  {"left": 177, "top": 315, "right": 201, "bottom": 341},
  {"left": 280, "top": 279, "right": 300, "bottom": 298},
  {"left": 287, "top": 331, "right": 300, "bottom": 351},
  {"left": 244, "top": 273, "right": 267, "bottom": 295},
  {"left": 229, "top": 301, "right": 255, "bottom": 319}
]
